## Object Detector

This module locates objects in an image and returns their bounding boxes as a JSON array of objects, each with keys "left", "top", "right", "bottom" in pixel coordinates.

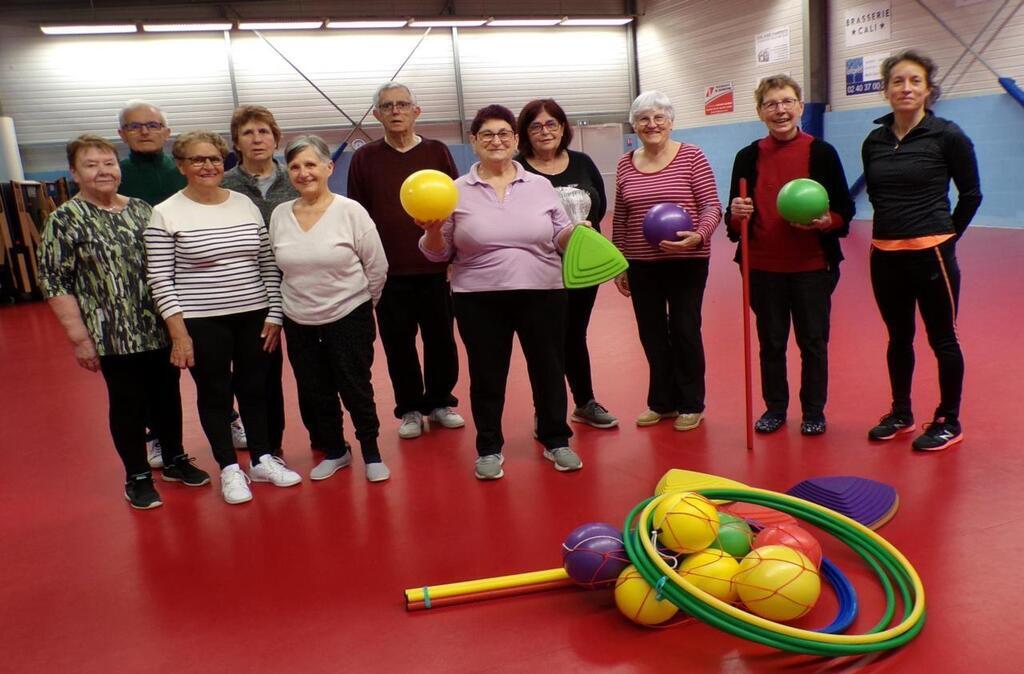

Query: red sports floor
[{"left": 2, "top": 222, "right": 1022, "bottom": 672}]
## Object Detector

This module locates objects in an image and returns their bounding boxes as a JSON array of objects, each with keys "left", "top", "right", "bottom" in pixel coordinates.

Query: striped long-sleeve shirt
[
  {"left": 144, "top": 190, "right": 283, "bottom": 324},
  {"left": 612, "top": 143, "right": 722, "bottom": 261}
]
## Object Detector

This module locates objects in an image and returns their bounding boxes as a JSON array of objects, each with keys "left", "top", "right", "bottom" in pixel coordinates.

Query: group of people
[{"left": 36, "top": 49, "right": 980, "bottom": 510}]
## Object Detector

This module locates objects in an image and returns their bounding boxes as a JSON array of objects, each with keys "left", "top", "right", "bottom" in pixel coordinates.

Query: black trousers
[
  {"left": 565, "top": 285, "right": 599, "bottom": 407},
  {"left": 186, "top": 309, "right": 272, "bottom": 469},
  {"left": 374, "top": 273, "right": 459, "bottom": 418},
  {"left": 99, "top": 347, "right": 183, "bottom": 479},
  {"left": 283, "top": 302, "right": 381, "bottom": 463},
  {"left": 453, "top": 289, "right": 571, "bottom": 456},
  {"left": 870, "top": 240, "right": 963, "bottom": 421},
  {"left": 749, "top": 268, "right": 839, "bottom": 421},
  {"left": 627, "top": 259, "right": 709, "bottom": 414}
]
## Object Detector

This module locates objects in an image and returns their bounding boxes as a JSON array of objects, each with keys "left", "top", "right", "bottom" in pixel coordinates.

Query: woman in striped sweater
[
  {"left": 145, "top": 130, "right": 301, "bottom": 505},
  {"left": 612, "top": 91, "right": 723, "bottom": 432}
]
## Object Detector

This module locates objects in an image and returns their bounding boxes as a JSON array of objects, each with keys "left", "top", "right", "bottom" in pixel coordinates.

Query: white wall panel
[
  {"left": 457, "top": 28, "right": 632, "bottom": 119},
  {"left": 637, "top": 0, "right": 806, "bottom": 128},
  {"left": 830, "top": 0, "right": 1024, "bottom": 111}
]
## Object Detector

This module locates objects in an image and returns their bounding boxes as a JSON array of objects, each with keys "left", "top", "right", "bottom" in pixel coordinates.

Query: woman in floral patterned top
[{"left": 36, "top": 134, "right": 211, "bottom": 510}]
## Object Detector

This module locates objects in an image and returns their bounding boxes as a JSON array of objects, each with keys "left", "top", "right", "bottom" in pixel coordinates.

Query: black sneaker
[
  {"left": 125, "top": 474, "right": 163, "bottom": 510},
  {"left": 161, "top": 454, "right": 211, "bottom": 487},
  {"left": 867, "top": 411, "right": 915, "bottom": 441},
  {"left": 912, "top": 418, "right": 963, "bottom": 452},
  {"left": 754, "top": 412, "right": 786, "bottom": 434},
  {"left": 801, "top": 417, "right": 826, "bottom": 436}
]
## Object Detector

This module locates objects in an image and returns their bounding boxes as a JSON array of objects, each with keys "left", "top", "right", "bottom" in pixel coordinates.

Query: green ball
[
  {"left": 708, "top": 512, "right": 753, "bottom": 557},
  {"left": 776, "top": 178, "right": 829, "bottom": 225}
]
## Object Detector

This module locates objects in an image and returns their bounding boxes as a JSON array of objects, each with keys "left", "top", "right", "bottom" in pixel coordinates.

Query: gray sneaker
[
  {"left": 310, "top": 452, "right": 352, "bottom": 481},
  {"left": 365, "top": 461, "right": 391, "bottom": 483},
  {"left": 571, "top": 400, "right": 619, "bottom": 429},
  {"left": 398, "top": 411, "right": 423, "bottom": 439},
  {"left": 474, "top": 454, "right": 505, "bottom": 480},
  {"left": 543, "top": 446, "right": 583, "bottom": 472}
]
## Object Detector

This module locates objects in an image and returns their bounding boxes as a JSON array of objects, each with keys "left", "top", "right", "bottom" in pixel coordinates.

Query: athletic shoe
[
  {"left": 867, "top": 411, "right": 915, "bottom": 441},
  {"left": 636, "top": 409, "right": 678, "bottom": 426},
  {"left": 365, "top": 462, "right": 391, "bottom": 483},
  {"left": 801, "top": 418, "right": 827, "bottom": 436},
  {"left": 398, "top": 411, "right": 424, "bottom": 439},
  {"left": 230, "top": 412, "right": 248, "bottom": 449},
  {"left": 220, "top": 465, "right": 252, "bottom": 505},
  {"left": 754, "top": 412, "right": 786, "bottom": 434},
  {"left": 161, "top": 454, "right": 211, "bottom": 487},
  {"left": 571, "top": 400, "right": 619, "bottom": 429},
  {"left": 146, "top": 438, "right": 164, "bottom": 469},
  {"left": 249, "top": 455, "right": 302, "bottom": 487},
  {"left": 912, "top": 418, "right": 963, "bottom": 452},
  {"left": 124, "top": 474, "right": 162, "bottom": 510},
  {"left": 310, "top": 452, "right": 352, "bottom": 481},
  {"left": 543, "top": 446, "right": 583, "bottom": 472},
  {"left": 428, "top": 407, "right": 465, "bottom": 429},
  {"left": 475, "top": 454, "right": 505, "bottom": 480},
  {"left": 674, "top": 412, "right": 704, "bottom": 432}
]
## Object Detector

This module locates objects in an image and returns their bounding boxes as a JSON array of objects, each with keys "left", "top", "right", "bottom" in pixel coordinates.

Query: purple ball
[
  {"left": 561, "top": 522, "right": 629, "bottom": 588},
  {"left": 642, "top": 203, "right": 694, "bottom": 246}
]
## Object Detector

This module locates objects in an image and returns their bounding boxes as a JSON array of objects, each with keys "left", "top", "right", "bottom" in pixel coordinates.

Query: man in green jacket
[{"left": 117, "top": 100, "right": 184, "bottom": 206}]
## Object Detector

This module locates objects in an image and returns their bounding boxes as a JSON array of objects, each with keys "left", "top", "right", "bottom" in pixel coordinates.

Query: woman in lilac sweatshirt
[{"left": 418, "top": 105, "right": 582, "bottom": 481}]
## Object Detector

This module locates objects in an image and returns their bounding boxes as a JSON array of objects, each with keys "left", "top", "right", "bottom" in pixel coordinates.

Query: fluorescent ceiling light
[
  {"left": 487, "top": 18, "right": 562, "bottom": 27},
  {"left": 238, "top": 21, "right": 324, "bottom": 30},
  {"left": 41, "top": 24, "right": 138, "bottom": 35},
  {"left": 410, "top": 18, "right": 487, "bottom": 27},
  {"left": 326, "top": 20, "right": 409, "bottom": 29},
  {"left": 143, "top": 23, "right": 233, "bottom": 32},
  {"left": 560, "top": 17, "right": 634, "bottom": 26}
]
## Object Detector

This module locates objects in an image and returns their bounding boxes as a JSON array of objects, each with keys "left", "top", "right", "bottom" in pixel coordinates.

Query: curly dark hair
[{"left": 469, "top": 104, "right": 517, "bottom": 135}]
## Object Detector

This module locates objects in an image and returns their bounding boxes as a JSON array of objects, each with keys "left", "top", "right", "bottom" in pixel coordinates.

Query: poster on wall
[
  {"left": 846, "top": 53, "right": 889, "bottom": 95},
  {"left": 704, "top": 82, "right": 735, "bottom": 115},
  {"left": 844, "top": 1, "right": 892, "bottom": 47},
  {"left": 755, "top": 27, "right": 790, "bottom": 65}
]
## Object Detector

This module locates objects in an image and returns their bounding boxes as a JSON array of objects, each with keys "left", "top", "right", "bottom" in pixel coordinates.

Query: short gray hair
[
  {"left": 118, "top": 100, "right": 167, "bottom": 128},
  {"left": 629, "top": 91, "right": 675, "bottom": 126},
  {"left": 372, "top": 82, "right": 417, "bottom": 110},
  {"left": 284, "top": 135, "right": 332, "bottom": 164}
]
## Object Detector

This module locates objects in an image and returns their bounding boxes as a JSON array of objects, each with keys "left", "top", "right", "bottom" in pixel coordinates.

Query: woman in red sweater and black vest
[{"left": 725, "top": 75, "right": 855, "bottom": 436}]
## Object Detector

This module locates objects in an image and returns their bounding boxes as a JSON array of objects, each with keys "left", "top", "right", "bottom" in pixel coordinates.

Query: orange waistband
[{"left": 871, "top": 233, "right": 954, "bottom": 251}]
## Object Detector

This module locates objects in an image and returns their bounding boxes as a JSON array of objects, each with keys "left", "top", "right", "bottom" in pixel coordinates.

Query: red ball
[{"left": 753, "top": 523, "right": 822, "bottom": 568}]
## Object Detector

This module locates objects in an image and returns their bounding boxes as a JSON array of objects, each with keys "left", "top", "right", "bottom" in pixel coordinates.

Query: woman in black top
[
  {"left": 862, "top": 50, "right": 982, "bottom": 452},
  {"left": 517, "top": 98, "right": 617, "bottom": 429}
]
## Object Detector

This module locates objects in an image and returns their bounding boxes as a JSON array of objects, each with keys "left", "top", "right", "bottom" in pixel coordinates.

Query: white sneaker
[
  {"left": 221, "top": 464, "right": 252, "bottom": 504},
  {"left": 310, "top": 453, "right": 352, "bottom": 481},
  {"left": 230, "top": 413, "right": 247, "bottom": 449},
  {"left": 429, "top": 407, "right": 465, "bottom": 429},
  {"left": 398, "top": 411, "right": 424, "bottom": 439},
  {"left": 365, "top": 462, "right": 391, "bottom": 483},
  {"left": 146, "top": 438, "right": 163, "bottom": 469},
  {"left": 249, "top": 454, "right": 301, "bottom": 487}
]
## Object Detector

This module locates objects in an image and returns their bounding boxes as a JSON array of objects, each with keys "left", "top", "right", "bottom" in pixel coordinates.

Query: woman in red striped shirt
[{"left": 612, "top": 91, "right": 722, "bottom": 432}]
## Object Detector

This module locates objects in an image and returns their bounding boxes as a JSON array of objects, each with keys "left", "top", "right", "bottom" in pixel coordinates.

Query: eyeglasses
[
  {"left": 378, "top": 101, "right": 413, "bottom": 112},
  {"left": 122, "top": 121, "right": 165, "bottom": 133},
  {"left": 475, "top": 130, "right": 515, "bottom": 143},
  {"left": 636, "top": 114, "right": 669, "bottom": 128},
  {"left": 178, "top": 155, "right": 224, "bottom": 168},
  {"left": 760, "top": 97, "right": 800, "bottom": 112},
  {"left": 528, "top": 120, "right": 561, "bottom": 135}
]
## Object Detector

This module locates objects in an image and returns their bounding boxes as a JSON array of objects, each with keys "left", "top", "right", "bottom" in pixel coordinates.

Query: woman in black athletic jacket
[{"left": 862, "top": 50, "right": 982, "bottom": 452}]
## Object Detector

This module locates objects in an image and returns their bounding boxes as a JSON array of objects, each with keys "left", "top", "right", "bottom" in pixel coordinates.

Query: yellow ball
[
  {"left": 399, "top": 169, "right": 459, "bottom": 221},
  {"left": 678, "top": 548, "right": 740, "bottom": 603},
  {"left": 614, "top": 564, "right": 679, "bottom": 626},
  {"left": 652, "top": 492, "right": 720, "bottom": 554},
  {"left": 733, "top": 545, "right": 821, "bottom": 622}
]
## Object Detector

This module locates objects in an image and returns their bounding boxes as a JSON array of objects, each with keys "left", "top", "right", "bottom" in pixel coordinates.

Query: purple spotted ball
[{"left": 561, "top": 522, "right": 630, "bottom": 588}]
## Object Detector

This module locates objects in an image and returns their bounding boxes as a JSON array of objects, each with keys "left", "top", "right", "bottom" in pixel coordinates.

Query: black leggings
[
  {"left": 564, "top": 285, "right": 600, "bottom": 407},
  {"left": 186, "top": 309, "right": 272, "bottom": 469},
  {"left": 870, "top": 240, "right": 963, "bottom": 421},
  {"left": 99, "top": 347, "right": 183, "bottom": 479}
]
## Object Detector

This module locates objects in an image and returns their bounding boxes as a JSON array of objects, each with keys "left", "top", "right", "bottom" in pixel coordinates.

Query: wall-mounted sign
[
  {"left": 845, "top": 1, "right": 892, "bottom": 47},
  {"left": 846, "top": 53, "right": 889, "bottom": 95},
  {"left": 755, "top": 27, "right": 790, "bottom": 65},
  {"left": 704, "top": 82, "right": 735, "bottom": 115}
]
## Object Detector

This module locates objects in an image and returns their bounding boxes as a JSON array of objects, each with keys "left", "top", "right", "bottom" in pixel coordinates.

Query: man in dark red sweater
[
  {"left": 725, "top": 75, "right": 855, "bottom": 436},
  {"left": 347, "top": 83, "right": 464, "bottom": 440}
]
